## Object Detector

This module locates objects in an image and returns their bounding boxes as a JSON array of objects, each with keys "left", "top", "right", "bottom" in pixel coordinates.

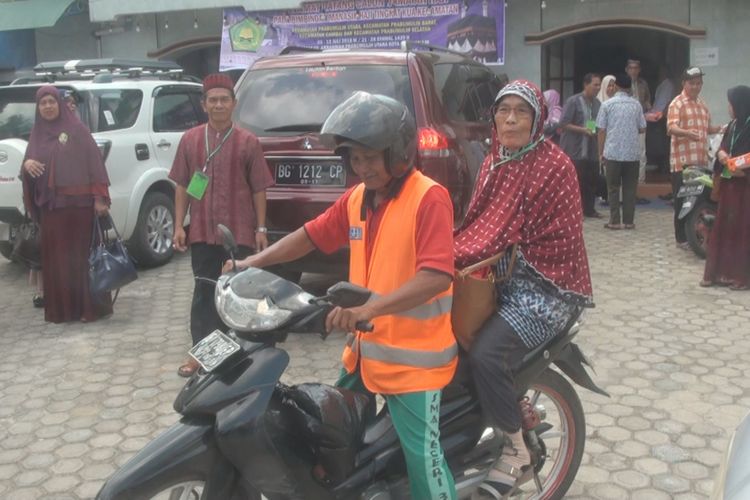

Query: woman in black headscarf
[
  {"left": 701, "top": 85, "right": 750, "bottom": 290},
  {"left": 21, "top": 86, "right": 113, "bottom": 322}
]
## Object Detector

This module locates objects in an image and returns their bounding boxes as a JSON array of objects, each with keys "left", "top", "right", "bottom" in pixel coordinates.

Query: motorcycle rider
[{"left": 226, "top": 92, "right": 458, "bottom": 499}]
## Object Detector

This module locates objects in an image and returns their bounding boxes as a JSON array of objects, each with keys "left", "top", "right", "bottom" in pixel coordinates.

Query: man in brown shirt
[{"left": 169, "top": 73, "right": 274, "bottom": 377}]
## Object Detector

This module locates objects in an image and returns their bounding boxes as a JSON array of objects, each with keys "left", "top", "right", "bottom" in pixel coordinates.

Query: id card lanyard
[{"left": 186, "top": 125, "right": 234, "bottom": 200}]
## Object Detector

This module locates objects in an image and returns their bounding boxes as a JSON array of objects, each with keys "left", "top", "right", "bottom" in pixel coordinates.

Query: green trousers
[{"left": 337, "top": 369, "right": 457, "bottom": 500}]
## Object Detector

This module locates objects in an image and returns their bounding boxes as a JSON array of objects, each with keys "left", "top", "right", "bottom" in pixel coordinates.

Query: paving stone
[
  {"left": 652, "top": 473, "right": 691, "bottom": 494},
  {"left": 0, "top": 208, "right": 748, "bottom": 499},
  {"left": 612, "top": 469, "right": 650, "bottom": 489}
]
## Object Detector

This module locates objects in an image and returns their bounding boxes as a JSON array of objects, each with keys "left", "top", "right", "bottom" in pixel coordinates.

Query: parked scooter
[
  {"left": 96, "top": 225, "right": 607, "bottom": 500},
  {"left": 677, "top": 166, "right": 717, "bottom": 258}
]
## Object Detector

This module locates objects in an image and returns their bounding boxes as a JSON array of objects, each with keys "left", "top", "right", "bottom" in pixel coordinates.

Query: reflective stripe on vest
[
  {"left": 366, "top": 292, "right": 453, "bottom": 320},
  {"left": 346, "top": 333, "right": 458, "bottom": 369}
]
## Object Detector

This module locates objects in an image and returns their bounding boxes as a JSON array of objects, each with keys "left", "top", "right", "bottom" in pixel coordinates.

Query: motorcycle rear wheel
[
  {"left": 515, "top": 369, "right": 586, "bottom": 500},
  {"left": 685, "top": 199, "right": 716, "bottom": 259}
]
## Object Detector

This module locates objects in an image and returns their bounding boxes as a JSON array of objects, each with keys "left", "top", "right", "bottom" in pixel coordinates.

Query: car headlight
[{"left": 216, "top": 278, "right": 292, "bottom": 332}]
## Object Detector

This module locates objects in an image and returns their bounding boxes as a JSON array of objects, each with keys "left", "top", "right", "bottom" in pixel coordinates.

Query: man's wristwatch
[{"left": 255, "top": 226, "right": 268, "bottom": 234}]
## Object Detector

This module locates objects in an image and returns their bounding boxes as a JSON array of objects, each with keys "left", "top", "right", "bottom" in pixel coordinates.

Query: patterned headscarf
[{"left": 455, "top": 80, "right": 593, "bottom": 302}]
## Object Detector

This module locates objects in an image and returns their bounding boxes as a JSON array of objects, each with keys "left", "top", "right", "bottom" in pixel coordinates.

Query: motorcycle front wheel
[
  {"left": 516, "top": 369, "right": 586, "bottom": 500},
  {"left": 148, "top": 480, "right": 204, "bottom": 500},
  {"left": 145, "top": 479, "right": 262, "bottom": 500}
]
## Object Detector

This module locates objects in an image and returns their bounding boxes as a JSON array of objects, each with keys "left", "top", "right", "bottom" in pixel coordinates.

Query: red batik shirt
[{"left": 169, "top": 123, "right": 274, "bottom": 248}]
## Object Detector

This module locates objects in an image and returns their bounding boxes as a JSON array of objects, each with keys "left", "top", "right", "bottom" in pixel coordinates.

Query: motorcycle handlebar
[{"left": 355, "top": 321, "right": 374, "bottom": 333}]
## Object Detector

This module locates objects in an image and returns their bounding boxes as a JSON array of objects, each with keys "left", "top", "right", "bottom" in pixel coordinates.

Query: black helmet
[{"left": 320, "top": 91, "right": 417, "bottom": 178}]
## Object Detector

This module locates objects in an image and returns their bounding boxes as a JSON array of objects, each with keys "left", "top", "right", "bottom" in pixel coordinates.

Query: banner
[{"left": 220, "top": 0, "right": 505, "bottom": 71}]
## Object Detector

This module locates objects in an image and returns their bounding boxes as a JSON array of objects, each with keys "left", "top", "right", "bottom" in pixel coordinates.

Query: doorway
[
  {"left": 542, "top": 28, "right": 689, "bottom": 185},
  {"left": 542, "top": 28, "right": 689, "bottom": 103}
]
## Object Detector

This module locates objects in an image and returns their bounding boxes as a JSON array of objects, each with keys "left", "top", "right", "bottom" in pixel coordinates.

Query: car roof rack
[
  {"left": 22, "top": 58, "right": 191, "bottom": 83},
  {"left": 399, "top": 40, "right": 467, "bottom": 58}
]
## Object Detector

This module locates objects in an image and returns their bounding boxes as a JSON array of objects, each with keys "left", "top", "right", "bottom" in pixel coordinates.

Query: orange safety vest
[{"left": 342, "top": 170, "right": 457, "bottom": 394}]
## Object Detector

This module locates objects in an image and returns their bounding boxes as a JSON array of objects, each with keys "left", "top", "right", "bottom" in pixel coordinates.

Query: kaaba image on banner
[{"left": 447, "top": 14, "right": 498, "bottom": 64}]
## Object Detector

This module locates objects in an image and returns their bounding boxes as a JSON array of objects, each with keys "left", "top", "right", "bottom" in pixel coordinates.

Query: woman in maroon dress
[
  {"left": 21, "top": 86, "right": 113, "bottom": 322},
  {"left": 701, "top": 85, "right": 750, "bottom": 290}
]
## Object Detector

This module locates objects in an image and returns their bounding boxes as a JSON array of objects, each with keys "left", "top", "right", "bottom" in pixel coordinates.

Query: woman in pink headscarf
[
  {"left": 455, "top": 80, "right": 593, "bottom": 498},
  {"left": 21, "top": 86, "right": 112, "bottom": 323},
  {"left": 542, "top": 89, "right": 562, "bottom": 143}
]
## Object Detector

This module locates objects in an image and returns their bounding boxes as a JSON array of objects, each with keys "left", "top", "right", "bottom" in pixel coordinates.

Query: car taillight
[{"left": 417, "top": 127, "right": 450, "bottom": 158}]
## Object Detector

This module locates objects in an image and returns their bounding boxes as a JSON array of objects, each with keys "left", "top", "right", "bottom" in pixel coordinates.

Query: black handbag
[
  {"left": 11, "top": 215, "right": 41, "bottom": 270},
  {"left": 88, "top": 214, "right": 137, "bottom": 302}
]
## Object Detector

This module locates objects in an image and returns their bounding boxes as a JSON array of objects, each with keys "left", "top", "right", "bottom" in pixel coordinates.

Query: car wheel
[
  {"left": 0, "top": 241, "right": 14, "bottom": 261},
  {"left": 129, "top": 191, "right": 175, "bottom": 268}
]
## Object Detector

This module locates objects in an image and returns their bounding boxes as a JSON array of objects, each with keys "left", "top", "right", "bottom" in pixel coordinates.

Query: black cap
[
  {"left": 682, "top": 66, "right": 705, "bottom": 81},
  {"left": 615, "top": 73, "right": 632, "bottom": 89}
]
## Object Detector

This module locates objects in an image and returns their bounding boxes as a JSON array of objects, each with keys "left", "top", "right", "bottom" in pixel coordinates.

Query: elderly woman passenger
[{"left": 454, "top": 80, "right": 594, "bottom": 498}]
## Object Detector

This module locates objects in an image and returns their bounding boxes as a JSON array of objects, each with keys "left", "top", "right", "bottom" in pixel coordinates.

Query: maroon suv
[{"left": 233, "top": 45, "right": 503, "bottom": 279}]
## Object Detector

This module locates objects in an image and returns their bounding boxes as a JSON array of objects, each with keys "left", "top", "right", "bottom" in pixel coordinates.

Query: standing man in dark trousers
[
  {"left": 560, "top": 73, "right": 602, "bottom": 218},
  {"left": 169, "top": 73, "right": 274, "bottom": 377},
  {"left": 667, "top": 67, "right": 721, "bottom": 250},
  {"left": 596, "top": 74, "right": 647, "bottom": 230}
]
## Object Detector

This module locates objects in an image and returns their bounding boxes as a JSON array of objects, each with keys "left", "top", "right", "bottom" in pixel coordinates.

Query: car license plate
[
  {"left": 677, "top": 184, "right": 704, "bottom": 198},
  {"left": 188, "top": 330, "right": 240, "bottom": 372},
  {"left": 275, "top": 162, "right": 346, "bottom": 186}
]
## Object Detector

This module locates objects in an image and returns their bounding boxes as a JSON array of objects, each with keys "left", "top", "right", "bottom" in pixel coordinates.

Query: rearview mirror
[
  {"left": 326, "top": 282, "right": 372, "bottom": 308},
  {"left": 217, "top": 224, "right": 238, "bottom": 254}
]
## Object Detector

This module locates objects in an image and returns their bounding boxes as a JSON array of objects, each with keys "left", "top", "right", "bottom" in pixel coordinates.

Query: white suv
[{"left": 0, "top": 59, "right": 206, "bottom": 267}]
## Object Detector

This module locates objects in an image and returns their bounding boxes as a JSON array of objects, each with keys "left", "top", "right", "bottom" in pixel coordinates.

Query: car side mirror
[{"left": 325, "top": 282, "right": 372, "bottom": 308}]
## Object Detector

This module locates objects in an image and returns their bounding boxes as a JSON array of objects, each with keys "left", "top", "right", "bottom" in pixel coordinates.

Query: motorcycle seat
[{"left": 282, "top": 383, "right": 372, "bottom": 449}]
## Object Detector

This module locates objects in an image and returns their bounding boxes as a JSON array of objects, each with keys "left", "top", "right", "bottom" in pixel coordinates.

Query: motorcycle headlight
[{"left": 216, "top": 279, "right": 292, "bottom": 332}]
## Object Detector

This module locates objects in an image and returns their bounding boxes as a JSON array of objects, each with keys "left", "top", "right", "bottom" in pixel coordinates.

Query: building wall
[{"left": 501, "top": 0, "right": 749, "bottom": 123}]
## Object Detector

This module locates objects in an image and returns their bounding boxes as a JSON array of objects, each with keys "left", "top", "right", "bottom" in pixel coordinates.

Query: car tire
[
  {"left": 0, "top": 241, "right": 14, "bottom": 261},
  {"left": 129, "top": 191, "right": 175, "bottom": 268}
]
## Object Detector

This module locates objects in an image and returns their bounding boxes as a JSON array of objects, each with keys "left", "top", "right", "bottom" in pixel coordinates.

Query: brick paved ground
[{"left": 0, "top": 202, "right": 748, "bottom": 499}]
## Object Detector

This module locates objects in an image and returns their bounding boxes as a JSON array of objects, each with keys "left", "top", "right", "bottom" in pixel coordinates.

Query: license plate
[
  {"left": 188, "top": 330, "right": 240, "bottom": 372},
  {"left": 677, "top": 184, "right": 704, "bottom": 198},
  {"left": 275, "top": 162, "right": 346, "bottom": 186}
]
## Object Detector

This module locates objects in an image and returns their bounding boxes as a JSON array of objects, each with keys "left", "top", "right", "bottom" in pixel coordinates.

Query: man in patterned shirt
[{"left": 667, "top": 67, "right": 722, "bottom": 248}]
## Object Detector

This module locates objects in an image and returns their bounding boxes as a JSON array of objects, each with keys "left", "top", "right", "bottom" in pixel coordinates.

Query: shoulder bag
[
  {"left": 11, "top": 214, "right": 41, "bottom": 270},
  {"left": 88, "top": 214, "right": 138, "bottom": 303},
  {"left": 451, "top": 244, "right": 518, "bottom": 351}
]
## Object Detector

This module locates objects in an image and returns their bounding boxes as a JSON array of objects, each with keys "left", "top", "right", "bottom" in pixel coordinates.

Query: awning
[
  {"left": 89, "top": 0, "right": 306, "bottom": 23},
  {"left": 0, "top": 0, "right": 75, "bottom": 32}
]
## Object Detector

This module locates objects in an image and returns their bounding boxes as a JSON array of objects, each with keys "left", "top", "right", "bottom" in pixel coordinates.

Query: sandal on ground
[
  {"left": 604, "top": 223, "right": 623, "bottom": 230},
  {"left": 177, "top": 358, "right": 200, "bottom": 378},
  {"left": 699, "top": 279, "right": 714, "bottom": 288},
  {"left": 32, "top": 295, "right": 44, "bottom": 308},
  {"left": 623, "top": 224, "right": 635, "bottom": 230},
  {"left": 729, "top": 283, "right": 749, "bottom": 291}
]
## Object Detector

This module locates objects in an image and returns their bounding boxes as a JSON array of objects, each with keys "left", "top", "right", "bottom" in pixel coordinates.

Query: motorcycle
[
  {"left": 96, "top": 225, "right": 608, "bottom": 500},
  {"left": 677, "top": 166, "right": 717, "bottom": 259}
]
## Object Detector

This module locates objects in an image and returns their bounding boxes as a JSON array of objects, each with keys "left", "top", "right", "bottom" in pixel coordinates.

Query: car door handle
[
  {"left": 157, "top": 139, "right": 171, "bottom": 149},
  {"left": 135, "top": 143, "right": 150, "bottom": 161}
]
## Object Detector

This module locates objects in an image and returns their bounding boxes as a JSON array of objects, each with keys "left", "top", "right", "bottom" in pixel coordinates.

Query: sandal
[
  {"left": 699, "top": 279, "right": 713, "bottom": 288},
  {"left": 474, "top": 435, "right": 532, "bottom": 499},
  {"left": 604, "top": 223, "right": 623, "bottom": 230},
  {"left": 32, "top": 295, "right": 44, "bottom": 308},
  {"left": 729, "top": 283, "right": 749, "bottom": 291},
  {"left": 623, "top": 224, "right": 635, "bottom": 230},
  {"left": 475, "top": 463, "right": 532, "bottom": 499},
  {"left": 177, "top": 358, "right": 200, "bottom": 378}
]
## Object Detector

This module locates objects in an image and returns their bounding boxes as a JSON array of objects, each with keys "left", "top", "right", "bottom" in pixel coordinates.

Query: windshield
[
  {"left": 234, "top": 64, "right": 414, "bottom": 137},
  {"left": 0, "top": 87, "right": 38, "bottom": 141}
]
